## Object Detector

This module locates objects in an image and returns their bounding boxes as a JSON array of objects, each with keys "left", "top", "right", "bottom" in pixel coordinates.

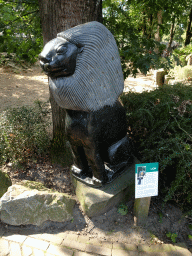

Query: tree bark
[
  {"left": 185, "top": 8, "right": 192, "bottom": 46},
  {"left": 155, "top": 10, "right": 162, "bottom": 42},
  {"left": 38, "top": 0, "right": 102, "bottom": 165},
  {"left": 168, "top": 17, "right": 176, "bottom": 54},
  {"left": 142, "top": 11, "right": 147, "bottom": 37}
]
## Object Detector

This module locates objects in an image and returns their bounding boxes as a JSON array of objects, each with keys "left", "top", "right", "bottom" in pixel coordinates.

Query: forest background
[{"left": 1, "top": 0, "right": 192, "bottom": 76}]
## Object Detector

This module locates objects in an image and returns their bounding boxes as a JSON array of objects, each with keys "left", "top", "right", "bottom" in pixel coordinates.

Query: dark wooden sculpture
[{"left": 39, "top": 21, "right": 133, "bottom": 187}]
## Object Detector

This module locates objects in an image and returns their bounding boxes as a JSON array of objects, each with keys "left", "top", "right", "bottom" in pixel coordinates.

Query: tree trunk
[
  {"left": 168, "top": 17, "right": 176, "bottom": 54},
  {"left": 155, "top": 10, "right": 162, "bottom": 42},
  {"left": 142, "top": 11, "right": 147, "bottom": 37},
  {"left": 38, "top": 0, "right": 102, "bottom": 165},
  {"left": 185, "top": 8, "right": 192, "bottom": 46}
]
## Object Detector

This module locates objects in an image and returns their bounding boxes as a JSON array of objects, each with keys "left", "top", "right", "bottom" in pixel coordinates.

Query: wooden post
[{"left": 134, "top": 197, "right": 151, "bottom": 226}]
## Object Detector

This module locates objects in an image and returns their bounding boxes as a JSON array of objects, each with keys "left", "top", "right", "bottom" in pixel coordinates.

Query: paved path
[
  {"left": 124, "top": 74, "right": 157, "bottom": 93},
  {"left": 0, "top": 228, "right": 191, "bottom": 256}
]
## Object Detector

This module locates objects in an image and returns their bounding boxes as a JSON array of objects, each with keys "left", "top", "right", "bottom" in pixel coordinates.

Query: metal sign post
[{"left": 134, "top": 163, "right": 159, "bottom": 226}]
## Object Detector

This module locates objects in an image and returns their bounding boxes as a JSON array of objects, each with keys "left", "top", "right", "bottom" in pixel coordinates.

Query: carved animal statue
[{"left": 39, "top": 21, "right": 133, "bottom": 187}]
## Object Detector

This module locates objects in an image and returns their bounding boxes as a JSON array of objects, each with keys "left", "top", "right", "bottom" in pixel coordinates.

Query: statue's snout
[
  {"left": 39, "top": 54, "right": 52, "bottom": 72},
  {"left": 43, "top": 63, "right": 51, "bottom": 71},
  {"left": 39, "top": 54, "right": 50, "bottom": 63}
]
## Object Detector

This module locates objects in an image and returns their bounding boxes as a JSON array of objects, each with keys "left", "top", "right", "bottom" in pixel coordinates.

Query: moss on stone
[
  {"left": 20, "top": 180, "right": 51, "bottom": 191},
  {"left": 0, "top": 170, "right": 12, "bottom": 198}
]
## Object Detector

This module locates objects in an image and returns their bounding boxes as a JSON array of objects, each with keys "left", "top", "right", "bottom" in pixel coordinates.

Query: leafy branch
[
  {"left": 174, "top": 117, "right": 192, "bottom": 141},
  {"left": 10, "top": 10, "right": 39, "bottom": 24}
]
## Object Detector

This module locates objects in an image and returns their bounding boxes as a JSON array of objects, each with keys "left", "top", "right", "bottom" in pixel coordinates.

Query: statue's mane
[{"left": 49, "top": 21, "right": 124, "bottom": 112}]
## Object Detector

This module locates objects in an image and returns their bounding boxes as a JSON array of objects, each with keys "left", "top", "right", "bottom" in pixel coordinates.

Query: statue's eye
[{"left": 56, "top": 45, "right": 67, "bottom": 54}]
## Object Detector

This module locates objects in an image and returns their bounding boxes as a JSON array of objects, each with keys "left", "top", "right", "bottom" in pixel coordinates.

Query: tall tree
[
  {"left": 38, "top": 0, "right": 102, "bottom": 164},
  {"left": 185, "top": 8, "right": 192, "bottom": 46}
]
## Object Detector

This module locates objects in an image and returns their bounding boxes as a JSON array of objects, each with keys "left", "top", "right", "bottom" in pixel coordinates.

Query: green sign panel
[{"left": 135, "top": 162, "right": 159, "bottom": 198}]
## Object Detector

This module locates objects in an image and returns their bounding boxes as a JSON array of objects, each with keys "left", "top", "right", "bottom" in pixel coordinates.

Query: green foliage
[
  {"left": 169, "top": 65, "right": 192, "bottom": 80},
  {"left": 158, "top": 212, "right": 163, "bottom": 223},
  {"left": 103, "top": 0, "right": 172, "bottom": 78},
  {"left": 117, "top": 203, "right": 128, "bottom": 215},
  {"left": 0, "top": 170, "right": 12, "bottom": 197},
  {"left": 172, "top": 44, "right": 192, "bottom": 66},
  {"left": 121, "top": 84, "right": 192, "bottom": 210},
  {"left": 0, "top": 101, "right": 51, "bottom": 167},
  {"left": 166, "top": 232, "right": 178, "bottom": 243},
  {"left": 0, "top": 0, "right": 42, "bottom": 64}
]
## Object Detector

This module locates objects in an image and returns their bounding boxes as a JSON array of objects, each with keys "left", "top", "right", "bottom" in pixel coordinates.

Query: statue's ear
[{"left": 78, "top": 46, "right": 84, "bottom": 53}]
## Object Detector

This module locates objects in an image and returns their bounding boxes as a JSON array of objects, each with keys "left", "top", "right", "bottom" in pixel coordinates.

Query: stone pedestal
[{"left": 71, "top": 157, "right": 139, "bottom": 217}]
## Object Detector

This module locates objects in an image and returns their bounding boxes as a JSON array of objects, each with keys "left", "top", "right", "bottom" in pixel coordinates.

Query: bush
[
  {"left": 169, "top": 65, "right": 192, "bottom": 81},
  {"left": 172, "top": 44, "right": 192, "bottom": 66},
  {"left": 121, "top": 84, "right": 192, "bottom": 211},
  {"left": 0, "top": 101, "right": 51, "bottom": 167}
]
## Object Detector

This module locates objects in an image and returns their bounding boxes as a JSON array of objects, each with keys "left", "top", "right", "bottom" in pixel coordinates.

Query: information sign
[{"left": 135, "top": 163, "right": 159, "bottom": 199}]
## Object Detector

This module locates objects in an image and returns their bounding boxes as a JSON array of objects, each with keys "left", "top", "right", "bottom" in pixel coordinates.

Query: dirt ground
[
  {"left": 0, "top": 65, "right": 192, "bottom": 250},
  {"left": 0, "top": 64, "right": 49, "bottom": 111}
]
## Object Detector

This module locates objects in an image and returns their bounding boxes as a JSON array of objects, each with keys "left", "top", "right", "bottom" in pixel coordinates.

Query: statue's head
[
  {"left": 39, "top": 37, "right": 83, "bottom": 78},
  {"left": 39, "top": 21, "right": 124, "bottom": 112}
]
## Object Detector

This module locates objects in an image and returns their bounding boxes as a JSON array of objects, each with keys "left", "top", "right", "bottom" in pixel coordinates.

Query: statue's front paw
[
  {"left": 71, "top": 165, "right": 92, "bottom": 178},
  {"left": 92, "top": 176, "right": 103, "bottom": 187},
  {"left": 71, "top": 165, "right": 84, "bottom": 178}
]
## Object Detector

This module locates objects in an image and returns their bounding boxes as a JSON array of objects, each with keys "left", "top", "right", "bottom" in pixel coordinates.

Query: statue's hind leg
[
  {"left": 108, "top": 135, "right": 133, "bottom": 172},
  {"left": 70, "top": 144, "right": 93, "bottom": 178},
  {"left": 84, "top": 146, "right": 108, "bottom": 187}
]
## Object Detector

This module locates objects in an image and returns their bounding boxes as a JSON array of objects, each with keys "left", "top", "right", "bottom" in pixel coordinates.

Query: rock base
[{"left": 71, "top": 157, "right": 139, "bottom": 217}]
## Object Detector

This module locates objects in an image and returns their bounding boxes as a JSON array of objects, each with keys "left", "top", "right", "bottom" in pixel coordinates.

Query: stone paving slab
[
  {"left": 33, "top": 248, "right": 45, "bottom": 256},
  {"left": 73, "top": 252, "right": 96, "bottom": 256},
  {"left": 113, "top": 242, "right": 137, "bottom": 251},
  {"left": 24, "top": 237, "right": 49, "bottom": 251},
  {"left": 39, "top": 233, "right": 64, "bottom": 245},
  {"left": 0, "top": 232, "right": 192, "bottom": 256},
  {"left": 84, "top": 244, "right": 112, "bottom": 255},
  {"left": 22, "top": 245, "right": 33, "bottom": 256},
  {"left": 47, "top": 244, "right": 73, "bottom": 256},
  {"left": 9, "top": 241, "right": 22, "bottom": 256},
  {"left": 0, "top": 238, "right": 10, "bottom": 256},
  {"left": 4, "top": 234, "right": 27, "bottom": 243}
]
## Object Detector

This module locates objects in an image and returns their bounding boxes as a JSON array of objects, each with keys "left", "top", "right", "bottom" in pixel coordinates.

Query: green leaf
[
  {"left": 117, "top": 204, "right": 128, "bottom": 215},
  {"left": 166, "top": 232, "right": 177, "bottom": 243},
  {"left": 166, "top": 232, "right": 171, "bottom": 238},
  {"left": 185, "top": 144, "right": 191, "bottom": 151}
]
